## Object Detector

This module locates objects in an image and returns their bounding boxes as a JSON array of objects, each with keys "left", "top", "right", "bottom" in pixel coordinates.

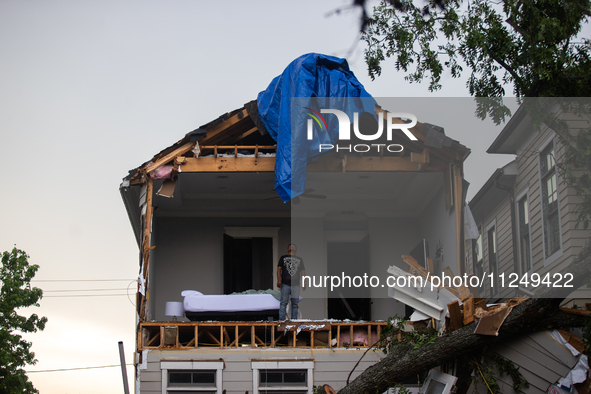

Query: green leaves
[
  {"left": 376, "top": 315, "right": 439, "bottom": 355},
  {"left": 362, "top": 0, "right": 591, "bottom": 232},
  {"left": 0, "top": 247, "right": 47, "bottom": 394},
  {"left": 362, "top": 0, "right": 591, "bottom": 115}
]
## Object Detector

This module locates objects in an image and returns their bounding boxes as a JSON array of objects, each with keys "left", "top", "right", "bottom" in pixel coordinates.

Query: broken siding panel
[
  {"left": 496, "top": 368, "right": 548, "bottom": 394},
  {"left": 526, "top": 331, "right": 578, "bottom": 367},
  {"left": 491, "top": 331, "right": 579, "bottom": 394},
  {"left": 468, "top": 374, "right": 547, "bottom": 394},
  {"left": 522, "top": 332, "right": 577, "bottom": 366},
  {"left": 495, "top": 346, "right": 563, "bottom": 391}
]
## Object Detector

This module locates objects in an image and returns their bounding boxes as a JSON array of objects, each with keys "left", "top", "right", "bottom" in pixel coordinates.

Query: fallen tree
[{"left": 338, "top": 237, "right": 591, "bottom": 394}]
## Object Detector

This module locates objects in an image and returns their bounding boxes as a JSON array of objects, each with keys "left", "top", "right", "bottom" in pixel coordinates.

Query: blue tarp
[{"left": 257, "top": 53, "right": 376, "bottom": 203}]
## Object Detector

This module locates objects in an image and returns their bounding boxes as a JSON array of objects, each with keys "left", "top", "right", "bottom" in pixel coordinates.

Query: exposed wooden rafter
[{"left": 146, "top": 142, "right": 196, "bottom": 174}]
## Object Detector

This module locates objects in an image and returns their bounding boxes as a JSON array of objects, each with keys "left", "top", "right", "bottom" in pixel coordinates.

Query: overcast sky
[{"left": 0, "top": 1, "right": 517, "bottom": 393}]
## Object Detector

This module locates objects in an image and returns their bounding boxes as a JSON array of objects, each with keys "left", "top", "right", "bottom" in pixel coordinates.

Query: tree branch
[{"left": 338, "top": 234, "right": 591, "bottom": 394}]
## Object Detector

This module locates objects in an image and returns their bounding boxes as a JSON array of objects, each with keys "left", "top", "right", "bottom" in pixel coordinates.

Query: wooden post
[{"left": 139, "top": 177, "right": 154, "bottom": 322}]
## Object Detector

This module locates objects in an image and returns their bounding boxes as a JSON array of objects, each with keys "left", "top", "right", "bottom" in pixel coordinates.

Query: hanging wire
[{"left": 27, "top": 364, "right": 133, "bottom": 373}]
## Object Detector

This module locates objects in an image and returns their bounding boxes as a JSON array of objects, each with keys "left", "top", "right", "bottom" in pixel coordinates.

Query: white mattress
[{"left": 182, "top": 290, "right": 279, "bottom": 312}]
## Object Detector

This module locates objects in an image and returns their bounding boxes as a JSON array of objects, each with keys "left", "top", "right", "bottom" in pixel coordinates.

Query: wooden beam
[
  {"left": 230, "top": 126, "right": 259, "bottom": 143},
  {"left": 179, "top": 154, "right": 435, "bottom": 173},
  {"left": 560, "top": 307, "right": 591, "bottom": 316},
  {"left": 447, "top": 300, "right": 463, "bottom": 333},
  {"left": 199, "top": 109, "right": 249, "bottom": 144},
  {"left": 271, "top": 327, "right": 275, "bottom": 347},
  {"left": 199, "top": 145, "right": 276, "bottom": 150},
  {"left": 180, "top": 157, "right": 275, "bottom": 172},
  {"left": 145, "top": 142, "right": 195, "bottom": 174},
  {"left": 410, "top": 148, "right": 430, "bottom": 164},
  {"left": 139, "top": 177, "right": 154, "bottom": 323}
]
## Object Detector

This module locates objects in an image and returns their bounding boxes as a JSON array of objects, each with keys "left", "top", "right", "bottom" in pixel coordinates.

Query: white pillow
[{"left": 181, "top": 290, "right": 203, "bottom": 297}]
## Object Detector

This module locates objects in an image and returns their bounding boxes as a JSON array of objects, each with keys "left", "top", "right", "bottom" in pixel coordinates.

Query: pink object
[
  {"left": 149, "top": 164, "right": 174, "bottom": 180},
  {"left": 338, "top": 327, "right": 379, "bottom": 347}
]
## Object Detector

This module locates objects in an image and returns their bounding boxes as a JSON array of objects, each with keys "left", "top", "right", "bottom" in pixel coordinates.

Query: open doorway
[
  {"left": 223, "top": 235, "right": 273, "bottom": 293},
  {"left": 327, "top": 236, "right": 371, "bottom": 320},
  {"left": 222, "top": 227, "right": 279, "bottom": 294}
]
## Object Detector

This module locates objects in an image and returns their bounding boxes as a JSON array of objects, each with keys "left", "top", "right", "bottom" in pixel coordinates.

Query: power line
[
  {"left": 33, "top": 279, "right": 136, "bottom": 282},
  {"left": 43, "top": 294, "right": 132, "bottom": 298},
  {"left": 44, "top": 288, "right": 131, "bottom": 292},
  {"left": 27, "top": 364, "right": 133, "bottom": 373}
]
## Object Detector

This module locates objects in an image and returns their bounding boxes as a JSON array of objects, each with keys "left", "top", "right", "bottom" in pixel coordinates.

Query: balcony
[{"left": 138, "top": 320, "right": 387, "bottom": 351}]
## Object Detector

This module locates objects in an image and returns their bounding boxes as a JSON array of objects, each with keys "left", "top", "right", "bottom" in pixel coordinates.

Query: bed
[{"left": 182, "top": 290, "right": 282, "bottom": 321}]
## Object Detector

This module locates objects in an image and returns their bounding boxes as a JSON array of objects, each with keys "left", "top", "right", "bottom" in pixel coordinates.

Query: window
[
  {"left": 161, "top": 361, "right": 224, "bottom": 394},
  {"left": 472, "top": 227, "right": 483, "bottom": 280},
  {"left": 420, "top": 369, "right": 457, "bottom": 394},
  {"left": 540, "top": 142, "right": 561, "bottom": 259},
  {"left": 252, "top": 360, "right": 314, "bottom": 394},
  {"left": 517, "top": 194, "right": 531, "bottom": 274},
  {"left": 487, "top": 224, "right": 497, "bottom": 297}
]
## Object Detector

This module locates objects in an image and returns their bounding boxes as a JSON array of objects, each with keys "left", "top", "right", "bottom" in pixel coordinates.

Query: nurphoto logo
[{"left": 305, "top": 108, "right": 418, "bottom": 153}]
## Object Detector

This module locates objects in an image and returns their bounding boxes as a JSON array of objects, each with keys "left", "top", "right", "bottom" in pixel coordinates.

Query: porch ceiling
[{"left": 152, "top": 171, "right": 444, "bottom": 218}]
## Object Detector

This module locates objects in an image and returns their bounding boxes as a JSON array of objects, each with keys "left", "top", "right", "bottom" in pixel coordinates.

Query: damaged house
[{"left": 119, "top": 54, "right": 473, "bottom": 394}]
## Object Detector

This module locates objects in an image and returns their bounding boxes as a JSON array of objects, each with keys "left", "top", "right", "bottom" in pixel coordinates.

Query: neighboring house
[
  {"left": 459, "top": 103, "right": 591, "bottom": 394},
  {"left": 465, "top": 106, "right": 591, "bottom": 308},
  {"left": 465, "top": 103, "right": 591, "bottom": 304},
  {"left": 119, "top": 97, "right": 471, "bottom": 393}
]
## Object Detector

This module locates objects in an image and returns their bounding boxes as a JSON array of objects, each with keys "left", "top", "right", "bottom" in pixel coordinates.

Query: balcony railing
[{"left": 138, "top": 320, "right": 387, "bottom": 351}]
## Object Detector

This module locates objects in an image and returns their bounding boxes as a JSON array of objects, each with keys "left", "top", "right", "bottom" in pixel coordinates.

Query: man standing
[{"left": 277, "top": 244, "right": 306, "bottom": 320}]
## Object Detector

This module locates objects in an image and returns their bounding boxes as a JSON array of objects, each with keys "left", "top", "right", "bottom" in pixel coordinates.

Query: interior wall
[
  {"left": 368, "top": 217, "right": 420, "bottom": 320},
  {"left": 290, "top": 216, "right": 326, "bottom": 320},
  {"left": 418, "top": 187, "right": 458, "bottom": 275},
  {"left": 150, "top": 216, "right": 291, "bottom": 321}
]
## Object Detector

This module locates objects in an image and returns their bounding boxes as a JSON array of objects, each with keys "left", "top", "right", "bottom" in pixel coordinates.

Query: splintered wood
[{"left": 446, "top": 297, "right": 528, "bottom": 335}]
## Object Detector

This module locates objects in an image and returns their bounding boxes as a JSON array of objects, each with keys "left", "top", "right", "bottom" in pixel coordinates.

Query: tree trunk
[{"left": 338, "top": 237, "right": 591, "bottom": 394}]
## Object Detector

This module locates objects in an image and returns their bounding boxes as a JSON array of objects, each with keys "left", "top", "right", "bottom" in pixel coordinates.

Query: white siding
[{"left": 140, "top": 348, "right": 385, "bottom": 394}]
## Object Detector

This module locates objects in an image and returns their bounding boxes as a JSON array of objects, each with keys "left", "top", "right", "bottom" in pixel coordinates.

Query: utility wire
[
  {"left": 33, "top": 279, "right": 136, "bottom": 282},
  {"left": 43, "top": 288, "right": 131, "bottom": 292},
  {"left": 43, "top": 294, "right": 131, "bottom": 298},
  {"left": 27, "top": 364, "right": 133, "bottom": 373}
]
